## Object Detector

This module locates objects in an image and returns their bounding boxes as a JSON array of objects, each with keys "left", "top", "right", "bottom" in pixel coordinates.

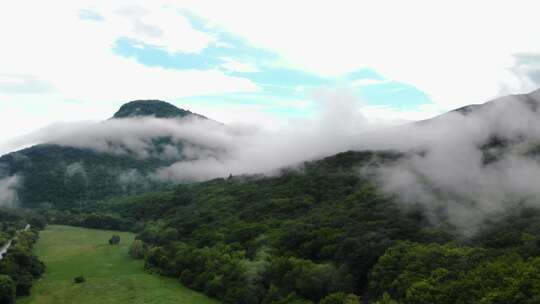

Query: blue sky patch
[
  {"left": 357, "top": 82, "right": 432, "bottom": 109},
  {"left": 112, "top": 10, "right": 433, "bottom": 117},
  {"left": 344, "top": 69, "right": 385, "bottom": 81},
  {"left": 114, "top": 37, "right": 221, "bottom": 70}
]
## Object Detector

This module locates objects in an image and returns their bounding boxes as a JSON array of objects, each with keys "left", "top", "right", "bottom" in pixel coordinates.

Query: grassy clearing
[{"left": 19, "top": 225, "right": 218, "bottom": 304}]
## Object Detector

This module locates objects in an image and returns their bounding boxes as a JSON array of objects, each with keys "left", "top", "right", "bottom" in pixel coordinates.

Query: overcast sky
[{"left": 1, "top": 0, "right": 540, "bottom": 144}]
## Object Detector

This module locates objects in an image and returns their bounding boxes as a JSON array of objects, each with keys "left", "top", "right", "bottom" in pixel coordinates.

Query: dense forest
[
  {"left": 36, "top": 150, "right": 540, "bottom": 303},
  {"left": 0, "top": 144, "right": 175, "bottom": 209},
  {"left": 0, "top": 209, "right": 46, "bottom": 304}
]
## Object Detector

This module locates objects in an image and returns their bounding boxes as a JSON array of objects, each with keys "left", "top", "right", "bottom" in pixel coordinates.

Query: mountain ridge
[
  {"left": 438, "top": 88, "right": 540, "bottom": 118},
  {"left": 112, "top": 100, "right": 207, "bottom": 120}
]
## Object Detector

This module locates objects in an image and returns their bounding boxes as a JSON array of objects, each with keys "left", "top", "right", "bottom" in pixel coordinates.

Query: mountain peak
[{"left": 112, "top": 100, "right": 205, "bottom": 119}]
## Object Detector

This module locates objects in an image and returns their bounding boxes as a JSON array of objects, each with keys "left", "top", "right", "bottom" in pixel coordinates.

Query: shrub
[
  {"left": 74, "top": 276, "right": 86, "bottom": 284},
  {"left": 108, "top": 235, "right": 120, "bottom": 245},
  {"left": 0, "top": 275, "right": 15, "bottom": 304},
  {"left": 319, "top": 292, "right": 361, "bottom": 304},
  {"left": 129, "top": 240, "right": 147, "bottom": 259}
]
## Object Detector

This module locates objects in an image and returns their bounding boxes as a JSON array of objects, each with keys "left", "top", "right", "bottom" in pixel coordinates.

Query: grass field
[{"left": 19, "top": 225, "right": 219, "bottom": 304}]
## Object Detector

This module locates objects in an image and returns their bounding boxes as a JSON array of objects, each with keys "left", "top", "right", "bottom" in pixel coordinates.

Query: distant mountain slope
[
  {"left": 0, "top": 100, "right": 211, "bottom": 208},
  {"left": 415, "top": 88, "right": 540, "bottom": 162},
  {"left": 432, "top": 88, "right": 540, "bottom": 118}
]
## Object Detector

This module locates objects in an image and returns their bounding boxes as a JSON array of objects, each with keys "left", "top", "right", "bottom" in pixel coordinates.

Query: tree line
[{"left": 0, "top": 209, "right": 46, "bottom": 304}]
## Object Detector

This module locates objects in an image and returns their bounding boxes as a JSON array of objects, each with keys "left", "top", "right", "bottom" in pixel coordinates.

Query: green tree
[
  {"left": 108, "top": 234, "right": 120, "bottom": 245},
  {"left": 0, "top": 275, "right": 15, "bottom": 304},
  {"left": 374, "top": 293, "right": 399, "bottom": 304},
  {"left": 179, "top": 269, "right": 195, "bottom": 286},
  {"left": 129, "top": 240, "right": 147, "bottom": 259},
  {"left": 319, "top": 292, "right": 360, "bottom": 304},
  {"left": 73, "top": 276, "right": 86, "bottom": 284}
]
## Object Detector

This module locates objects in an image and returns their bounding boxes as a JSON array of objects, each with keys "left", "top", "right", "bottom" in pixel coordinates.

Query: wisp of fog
[
  {"left": 0, "top": 175, "right": 19, "bottom": 207},
  {"left": 4, "top": 89, "right": 540, "bottom": 232}
]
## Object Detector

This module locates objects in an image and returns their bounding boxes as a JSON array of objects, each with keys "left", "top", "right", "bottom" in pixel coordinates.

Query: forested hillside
[
  {"left": 0, "top": 100, "right": 213, "bottom": 208},
  {"left": 41, "top": 150, "right": 540, "bottom": 303},
  {"left": 0, "top": 144, "right": 175, "bottom": 209},
  {"left": 11, "top": 91, "right": 540, "bottom": 303}
]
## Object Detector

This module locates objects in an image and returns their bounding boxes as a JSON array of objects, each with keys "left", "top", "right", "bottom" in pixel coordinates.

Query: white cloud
[
  {"left": 113, "top": 4, "right": 215, "bottom": 54},
  {"left": 0, "top": 74, "right": 55, "bottom": 94},
  {"left": 0, "top": 2, "right": 258, "bottom": 101},
  {"left": 0, "top": 0, "right": 259, "bottom": 143},
  {"left": 366, "top": 94, "right": 540, "bottom": 232},
  {"left": 220, "top": 58, "right": 259, "bottom": 73},
  {"left": 179, "top": 0, "right": 540, "bottom": 109},
  {"left": 0, "top": 89, "right": 382, "bottom": 161},
  {"left": 359, "top": 103, "right": 444, "bottom": 124},
  {"left": 1, "top": 0, "right": 540, "bottom": 146},
  {"left": 0, "top": 176, "right": 19, "bottom": 207}
]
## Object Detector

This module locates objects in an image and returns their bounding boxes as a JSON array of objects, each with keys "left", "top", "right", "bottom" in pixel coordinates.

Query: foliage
[
  {"left": 0, "top": 144, "right": 174, "bottom": 209},
  {"left": 0, "top": 220, "right": 45, "bottom": 298},
  {"left": 369, "top": 241, "right": 540, "bottom": 304},
  {"left": 373, "top": 293, "right": 399, "bottom": 304},
  {"left": 0, "top": 275, "right": 15, "bottom": 304},
  {"left": 319, "top": 292, "right": 360, "bottom": 304},
  {"left": 29, "top": 149, "right": 540, "bottom": 303},
  {"left": 109, "top": 235, "right": 121, "bottom": 245},
  {"left": 74, "top": 276, "right": 86, "bottom": 284},
  {"left": 48, "top": 210, "right": 135, "bottom": 231},
  {"left": 46, "top": 151, "right": 448, "bottom": 303},
  {"left": 129, "top": 240, "right": 148, "bottom": 259}
]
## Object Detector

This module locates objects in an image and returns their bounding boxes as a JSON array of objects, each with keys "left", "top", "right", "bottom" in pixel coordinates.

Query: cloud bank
[
  {"left": 5, "top": 89, "right": 540, "bottom": 234},
  {"left": 1, "top": 91, "right": 375, "bottom": 181},
  {"left": 361, "top": 90, "right": 540, "bottom": 232}
]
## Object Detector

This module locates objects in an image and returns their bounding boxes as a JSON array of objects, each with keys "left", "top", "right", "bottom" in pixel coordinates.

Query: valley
[
  {"left": 2, "top": 2, "right": 539, "bottom": 303},
  {"left": 18, "top": 225, "right": 218, "bottom": 304}
]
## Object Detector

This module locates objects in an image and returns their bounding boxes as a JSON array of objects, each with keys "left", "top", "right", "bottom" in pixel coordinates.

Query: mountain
[
  {"left": 9, "top": 92, "right": 540, "bottom": 303},
  {"left": 41, "top": 89, "right": 540, "bottom": 304},
  {"left": 0, "top": 100, "right": 211, "bottom": 208},
  {"left": 112, "top": 100, "right": 207, "bottom": 120}
]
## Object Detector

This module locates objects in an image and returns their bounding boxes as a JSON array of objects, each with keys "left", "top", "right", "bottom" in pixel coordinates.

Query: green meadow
[{"left": 19, "top": 225, "right": 218, "bottom": 304}]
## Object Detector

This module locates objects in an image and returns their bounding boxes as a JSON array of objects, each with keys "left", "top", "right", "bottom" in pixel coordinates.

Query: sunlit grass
[{"left": 19, "top": 225, "right": 218, "bottom": 304}]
